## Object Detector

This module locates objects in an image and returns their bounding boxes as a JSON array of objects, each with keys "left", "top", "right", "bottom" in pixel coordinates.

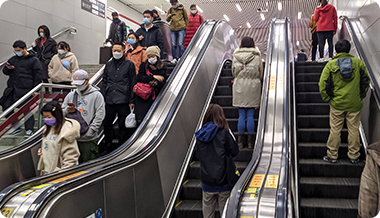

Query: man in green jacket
[
  {"left": 166, "top": 0, "right": 189, "bottom": 64},
  {"left": 319, "top": 39, "right": 370, "bottom": 164}
]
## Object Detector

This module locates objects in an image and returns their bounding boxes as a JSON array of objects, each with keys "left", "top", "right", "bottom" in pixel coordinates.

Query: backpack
[{"left": 65, "top": 91, "right": 89, "bottom": 135}]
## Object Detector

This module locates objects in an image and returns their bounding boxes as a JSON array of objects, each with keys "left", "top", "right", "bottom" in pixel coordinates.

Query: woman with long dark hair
[
  {"left": 33, "top": 25, "right": 57, "bottom": 85},
  {"left": 37, "top": 101, "right": 80, "bottom": 175},
  {"left": 195, "top": 104, "right": 239, "bottom": 217},
  {"left": 125, "top": 32, "right": 147, "bottom": 74},
  {"left": 314, "top": 0, "right": 337, "bottom": 61}
]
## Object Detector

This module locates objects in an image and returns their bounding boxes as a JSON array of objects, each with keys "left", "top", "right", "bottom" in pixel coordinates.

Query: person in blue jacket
[{"left": 195, "top": 103, "right": 239, "bottom": 218}]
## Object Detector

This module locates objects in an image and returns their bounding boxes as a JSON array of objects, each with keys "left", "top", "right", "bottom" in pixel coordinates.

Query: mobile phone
[{"left": 5, "top": 62, "right": 10, "bottom": 66}]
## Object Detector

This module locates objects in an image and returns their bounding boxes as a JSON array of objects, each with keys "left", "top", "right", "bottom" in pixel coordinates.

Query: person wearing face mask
[
  {"left": 101, "top": 42, "right": 136, "bottom": 153},
  {"left": 48, "top": 41, "right": 79, "bottom": 93},
  {"left": 61, "top": 70, "right": 105, "bottom": 163},
  {"left": 167, "top": 0, "right": 189, "bottom": 64},
  {"left": 32, "top": 25, "right": 58, "bottom": 86},
  {"left": 125, "top": 33, "right": 147, "bottom": 74},
  {"left": 105, "top": 12, "right": 127, "bottom": 44},
  {"left": 1, "top": 40, "right": 42, "bottom": 137},
  {"left": 135, "top": 10, "right": 165, "bottom": 58},
  {"left": 184, "top": 4, "right": 204, "bottom": 50},
  {"left": 135, "top": 46, "right": 166, "bottom": 123},
  {"left": 37, "top": 101, "right": 80, "bottom": 175},
  {"left": 152, "top": 9, "right": 162, "bottom": 21}
]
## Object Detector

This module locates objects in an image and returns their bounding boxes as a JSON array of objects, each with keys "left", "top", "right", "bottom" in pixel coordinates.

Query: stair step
[
  {"left": 297, "top": 115, "right": 329, "bottom": 128},
  {"left": 297, "top": 82, "right": 319, "bottom": 92},
  {"left": 300, "top": 177, "right": 360, "bottom": 199},
  {"left": 301, "top": 198, "right": 358, "bottom": 218},
  {"left": 298, "top": 128, "right": 348, "bottom": 143},
  {"left": 219, "top": 77, "right": 234, "bottom": 86},
  {"left": 215, "top": 86, "right": 232, "bottom": 96},
  {"left": 298, "top": 143, "right": 349, "bottom": 159},
  {"left": 180, "top": 180, "right": 202, "bottom": 200},
  {"left": 188, "top": 161, "right": 249, "bottom": 180},
  {"left": 296, "top": 73, "right": 321, "bottom": 83},
  {"left": 221, "top": 69, "right": 232, "bottom": 77},
  {"left": 296, "top": 92, "right": 324, "bottom": 103},
  {"left": 297, "top": 103, "right": 329, "bottom": 115},
  {"left": 212, "top": 96, "right": 232, "bottom": 106},
  {"left": 299, "top": 159, "right": 364, "bottom": 177},
  {"left": 174, "top": 200, "right": 221, "bottom": 218}
]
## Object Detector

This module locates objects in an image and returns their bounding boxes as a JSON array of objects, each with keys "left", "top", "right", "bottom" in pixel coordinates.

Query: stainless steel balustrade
[{"left": 0, "top": 20, "right": 239, "bottom": 218}]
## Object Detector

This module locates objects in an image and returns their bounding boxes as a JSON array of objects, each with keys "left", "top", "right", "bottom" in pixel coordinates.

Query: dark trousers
[
  {"left": 52, "top": 81, "right": 71, "bottom": 93},
  {"left": 317, "top": 31, "right": 334, "bottom": 58},
  {"left": 3, "top": 97, "right": 34, "bottom": 132},
  {"left": 104, "top": 103, "right": 133, "bottom": 147},
  {"left": 312, "top": 32, "right": 319, "bottom": 61}
]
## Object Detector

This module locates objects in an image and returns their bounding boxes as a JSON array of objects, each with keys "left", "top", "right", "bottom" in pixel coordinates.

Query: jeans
[
  {"left": 317, "top": 31, "right": 334, "bottom": 58},
  {"left": 238, "top": 108, "right": 255, "bottom": 135},
  {"left": 171, "top": 30, "right": 186, "bottom": 60},
  {"left": 311, "top": 32, "right": 319, "bottom": 61}
]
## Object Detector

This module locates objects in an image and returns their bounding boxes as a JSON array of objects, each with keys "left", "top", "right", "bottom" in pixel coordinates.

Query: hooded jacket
[
  {"left": 195, "top": 122, "right": 239, "bottom": 190},
  {"left": 107, "top": 19, "right": 127, "bottom": 43},
  {"left": 135, "top": 23, "right": 165, "bottom": 57},
  {"left": 314, "top": 4, "right": 337, "bottom": 32},
  {"left": 319, "top": 52, "right": 370, "bottom": 112},
  {"left": 62, "top": 85, "right": 105, "bottom": 142},
  {"left": 166, "top": 5, "right": 189, "bottom": 31},
  {"left": 48, "top": 52, "right": 79, "bottom": 83},
  {"left": 358, "top": 141, "right": 380, "bottom": 218},
  {"left": 2, "top": 53, "right": 42, "bottom": 100},
  {"left": 232, "top": 48, "right": 263, "bottom": 108},
  {"left": 38, "top": 119, "right": 80, "bottom": 174},
  {"left": 184, "top": 12, "right": 204, "bottom": 49},
  {"left": 309, "top": 14, "right": 318, "bottom": 34},
  {"left": 126, "top": 45, "right": 147, "bottom": 74}
]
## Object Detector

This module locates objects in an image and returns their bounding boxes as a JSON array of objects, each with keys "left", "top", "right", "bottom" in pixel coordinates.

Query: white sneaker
[
  {"left": 317, "top": 58, "right": 325, "bottom": 63},
  {"left": 171, "top": 59, "right": 177, "bottom": 64},
  {"left": 327, "top": 57, "right": 332, "bottom": 62},
  {"left": 25, "top": 130, "right": 33, "bottom": 138}
]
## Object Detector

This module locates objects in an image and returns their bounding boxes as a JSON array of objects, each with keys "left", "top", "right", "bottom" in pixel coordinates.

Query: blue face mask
[
  {"left": 143, "top": 18, "right": 151, "bottom": 25},
  {"left": 14, "top": 51, "right": 23, "bottom": 57},
  {"left": 127, "top": 39, "right": 136, "bottom": 45},
  {"left": 172, "top": 5, "right": 178, "bottom": 9}
]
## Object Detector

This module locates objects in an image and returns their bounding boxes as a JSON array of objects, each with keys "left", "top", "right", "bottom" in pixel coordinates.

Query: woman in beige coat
[
  {"left": 48, "top": 41, "right": 79, "bottom": 93},
  {"left": 38, "top": 101, "right": 80, "bottom": 175},
  {"left": 232, "top": 37, "right": 263, "bottom": 149}
]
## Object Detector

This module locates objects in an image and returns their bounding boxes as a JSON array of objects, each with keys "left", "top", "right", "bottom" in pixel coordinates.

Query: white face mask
[
  {"left": 76, "top": 84, "right": 88, "bottom": 92},
  {"left": 191, "top": 10, "right": 198, "bottom": 15},
  {"left": 40, "top": 32, "right": 45, "bottom": 38},
  {"left": 58, "top": 49, "right": 67, "bottom": 55},
  {"left": 14, "top": 51, "right": 23, "bottom": 57},
  {"left": 113, "top": 52, "right": 124, "bottom": 60},
  {"left": 148, "top": 57, "right": 158, "bottom": 65}
]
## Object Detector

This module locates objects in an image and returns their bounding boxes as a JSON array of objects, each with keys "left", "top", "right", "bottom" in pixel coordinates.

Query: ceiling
[{"left": 119, "top": 0, "right": 321, "bottom": 56}]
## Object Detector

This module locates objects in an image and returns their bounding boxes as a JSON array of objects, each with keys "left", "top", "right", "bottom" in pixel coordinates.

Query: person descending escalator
[
  {"left": 152, "top": 9, "right": 162, "bottom": 22},
  {"left": 105, "top": 12, "right": 127, "bottom": 45},
  {"left": 195, "top": 104, "right": 239, "bottom": 218},
  {"left": 125, "top": 32, "right": 147, "bottom": 75},
  {"left": 309, "top": 14, "right": 318, "bottom": 61},
  {"left": 232, "top": 37, "right": 263, "bottom": 149},
  {"left": 37, "top": 101, "right": 80, "bottom": 175},
  {"left": 184, "top": 4, "right": 204, "bottom": 50}
]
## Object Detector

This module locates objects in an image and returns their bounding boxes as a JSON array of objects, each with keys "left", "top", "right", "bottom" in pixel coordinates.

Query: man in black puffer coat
[{"left": 0, "top": 40, "right": 42, "bottom": 137}]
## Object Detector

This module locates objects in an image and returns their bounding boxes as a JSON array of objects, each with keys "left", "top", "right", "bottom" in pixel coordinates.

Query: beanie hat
[{"left": 146, "top": 46, "right": 161, "bottom": 58}]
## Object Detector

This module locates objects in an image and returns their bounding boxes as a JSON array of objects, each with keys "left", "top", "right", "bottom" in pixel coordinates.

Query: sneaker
[
  {"left": 9, "top": 128, "right": 22, "bottom": 135},
  {"left": 327, "top": 57, "right": 332, "bottom": 62},
  {"left": 317, "top": 58, "right": 325, "bottom": 63},
  {"left": 25, "top": 130, "right": 33, "bottom": 138},
  {"left": 323, "top": 155, "right": 338, "bottom": 163},
  {"left": 171, "top": 59, "right": 178, "bottom": 64},
  {"left": 349, "top": 158, "right": 361, "bottom": 164}
]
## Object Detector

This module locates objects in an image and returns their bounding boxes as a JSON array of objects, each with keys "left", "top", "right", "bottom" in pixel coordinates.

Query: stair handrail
[{"left": 0, "top": 26, "right": 77, "bottom": 68}]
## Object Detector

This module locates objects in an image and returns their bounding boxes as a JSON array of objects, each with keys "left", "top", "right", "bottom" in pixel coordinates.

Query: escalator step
[
  {"left": 300, "top": 177, "right": 360, "bottom": 199},
  {"left": 212, "top": 96, "right": 232, "bottom": 106},
  {"left": 301, "top": 198, "right": 358, "bottom": 218},
  {"left": 174, "top": 200, "right": 221, "bottom": 218},
  {"left": 188, "top": 161, "right": 249, "bottom": 180},
  {"left": 192, "top": 148, "right": 253, "bottom": 162},
  {"left": 295, "top": 65, "right": 326, "bottom": 74},
  {"left": 298, "top": 128, "right": 348, "bottom": 143},
  {"left": 298, "top": 143, "right": 349, "bottom": 159},
  {"left": 215, "top": 86, "right": 232, "bottom": 96},
  {"left": 218, "top": 77, "right": 234, "bottom": 86},
  {"left": 180, "top": 179, "right": 202, "bottom": 200},
  {"left": 299, "top": 159, "right": 364, "bottom": 177},
  {"left": 296, "top": 73, "right": 321, "bottom": 83},
  {"left": 297, "top": 115, "right": 330, "bottom": 128},
  {"left": 223, "top": 107, "right": 260, "bottom": 119},
  {"left": 296, "top": 92, "right": 324, "bottom": 103},
  {"left": 297, "top": 103, "right": 329, "bottom": 115},
  {"left": 297, "top": 82, "right": 319, "bottom": 92},
  {"left": 221, "top": 69, "right": 232, "bottom": 77}
]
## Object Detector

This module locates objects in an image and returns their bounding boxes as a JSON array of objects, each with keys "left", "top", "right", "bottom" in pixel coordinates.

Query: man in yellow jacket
[{"left": 166, "top": 0, "right": 189, "bottom": 64}]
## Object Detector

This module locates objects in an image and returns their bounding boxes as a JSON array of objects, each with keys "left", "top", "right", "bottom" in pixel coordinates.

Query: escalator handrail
[
  {"left": 0, "top": 26, "right": 77, "bottom": 68},
  {"left": 23, "top": 20, "right": 225, "bottom": 218},
  {"left": 224, "top": 18, "right": 277, "bottom": 218}
]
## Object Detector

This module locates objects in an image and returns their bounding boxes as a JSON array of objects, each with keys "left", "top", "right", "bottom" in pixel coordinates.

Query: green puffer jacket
[
  {"left": 318, "top": 52, "right": 370, "bottom": 112},
  {"left": 166, "top": 5, "right": 189, "bottom": 31}
]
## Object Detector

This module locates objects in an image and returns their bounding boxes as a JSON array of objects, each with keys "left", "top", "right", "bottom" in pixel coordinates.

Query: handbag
[
  {"left": 65, "top": 91, "right": 89, "bottom": 135},
  {"left": 125, "top": 107, "right": 137, "bottom": 128},
  {"left": 133, "top": 70, "right": 156, "bottom": 100}
]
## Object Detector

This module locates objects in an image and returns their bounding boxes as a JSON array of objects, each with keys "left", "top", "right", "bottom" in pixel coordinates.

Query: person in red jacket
[
  {"left": 314, "top": 0, "right": 337, "bottom": 62},
  {"left": 184, "top": 4, "right": 204, "bottom": 50}
]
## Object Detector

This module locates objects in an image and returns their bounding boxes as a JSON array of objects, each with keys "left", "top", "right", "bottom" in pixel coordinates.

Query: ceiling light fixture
[
  {"left": 236, "top": 4, "right": 242, "bottom": 12},
  {"left": 260, "top": 13, "right": 265, "bottom": 20},
  {"left": 247, "top": 22, "right": 251, "bottom": 28},
  {"left": 298, "top": 12, "right": 302, "bottom": 19},
  {"left": 278, "top": 2, "right": 282, "bottom": 11},
  {"left": 154, "top": 6, "right": 165, "bottom": 14},
  {"left": 196, "top": 5, "right": 204, "bottom": 13},
  {"left": 223, "top": 14, "right": 230, "bottom": 22}
]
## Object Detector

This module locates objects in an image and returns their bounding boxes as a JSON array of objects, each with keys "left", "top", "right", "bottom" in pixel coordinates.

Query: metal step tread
[
  {"left": 299, "top": 158, "right": 364, "bottom": 166},
  {"left": 298, "top": 142, "right": 348, "bottom": 148},
  {"left": 297, "top": 82, "right": 319, "bottom": 84},
  {"left": 297, "top": 103, "right": 329, "bottom": 106},
  {"left": 175, "top": 200, "right": 209, "bottom": 211},
  {"left": 190, "top": 161, "right": 248, "bottom": 169},
  {"left": 297, "top": 115, "right": 329, "bottom": 118},
  {"left": 301, "top": 198, "right": 358, "bottom": 209},
  {"left": 298, "top": 128, "right": 347, "bottom": 131},
  {"left": 297, "top": 92, "right": 322, "bottom": 94},
  {"left": 300, "top": 177, "right": 360, "bottom": 186}
]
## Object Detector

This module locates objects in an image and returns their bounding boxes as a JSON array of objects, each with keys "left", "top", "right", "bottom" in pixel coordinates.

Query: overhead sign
[{"left": 81, "top": 0, "right": 105, "bottom": 19}]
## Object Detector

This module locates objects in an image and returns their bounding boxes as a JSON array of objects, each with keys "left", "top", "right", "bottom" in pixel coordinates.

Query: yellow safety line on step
[
  {"left": 183, "top": 180, "right": 189, "bottom": 185},
  {"left": 175, "top": 201, "right": 183, "bottom": 208},
  {"left": 190, "top": 161, "right": 195, "bottom": 165}
]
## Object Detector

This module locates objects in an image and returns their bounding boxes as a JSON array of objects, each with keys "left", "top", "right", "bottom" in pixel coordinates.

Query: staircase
[
  {"left": 296, "top": 62, "right": 364, "bottom": 218},
  {"left": 173, "top": 62, "right": 257, "bottom": 217},
  {"left": 79, "top": 64, "right": 104, "bottom": 78}
]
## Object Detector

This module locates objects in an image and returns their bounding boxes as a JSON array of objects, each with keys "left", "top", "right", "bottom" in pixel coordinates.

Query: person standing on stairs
[
  {"left": 319, "top": 40, "right": 370, "bottom": 164},
  {"left": 184, "top": 4, "right": 204, "bottom": 50},
  {"left": 195, "top": 104, "right": 239, "bottom": 218},
  {"left": 125, "top": 32, "right": 147, "bottom": 74},
  {"left": 232, "top": 37, "right": 263, "bottom": 149},
  {"left": 309, "top": 14, "right": 318, "bottom": 61},
  {"left": 314, "top": 0, "right": 337, "bottom": 62},
  {"left": 105, "top": 12, "right": 127, "bottom": 45}
]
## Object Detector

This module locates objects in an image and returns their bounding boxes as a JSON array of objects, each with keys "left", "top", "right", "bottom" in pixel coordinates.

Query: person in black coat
[
  {"left": 106, "top": 12, "right": 127, "bottom": 44},
  {"left": 32, "top": 25, "right": 57, "bottom": 84},
  {"left": 136, "top": 10, "right": 165, "bottom": 57},
  {"left": 135, "top": 46, "right": 167, "bottom": 123},
  {"left": 195, "top": 104, "right": 239, "bottom": 218},
  {"left": 0, "top": 40, "right": 42, "bottom": 137},
  {"left": 101, "top": 42, "right": 136, "bottom": 151}
]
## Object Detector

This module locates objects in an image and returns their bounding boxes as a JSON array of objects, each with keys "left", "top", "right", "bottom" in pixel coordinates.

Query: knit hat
[{"left": 146, "top": 46, "right": 161, "bottom": 58}]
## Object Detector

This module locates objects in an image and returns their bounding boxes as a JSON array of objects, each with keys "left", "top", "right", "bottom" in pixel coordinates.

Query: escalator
[
  {"left": 0, "top": 20, "right": 240, "bottom": 218},
  {"left": 173, "top": 61, "right": 257, "bottom": 217}
]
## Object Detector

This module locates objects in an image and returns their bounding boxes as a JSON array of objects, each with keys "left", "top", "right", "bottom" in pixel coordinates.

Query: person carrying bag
[{"left": 65, "top": 91, "right": 89, "bottom": 135}]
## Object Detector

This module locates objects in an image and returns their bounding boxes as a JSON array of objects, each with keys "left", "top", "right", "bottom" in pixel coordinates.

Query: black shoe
[
  {"left": 323, "top": 156, "right": 338, "bottom": 163},
  {"left": 9, "top": 128, "right": 22, "bottom": 135},
  {"left": 349, "top": 158, "right": 360, "bottom": 164}
]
